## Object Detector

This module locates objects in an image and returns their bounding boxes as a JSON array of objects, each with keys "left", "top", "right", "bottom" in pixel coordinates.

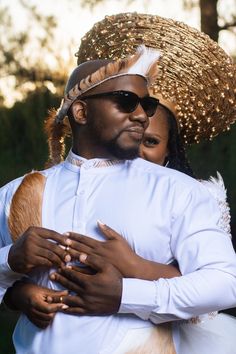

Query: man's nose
[{"left": 130, "top": 104, "right": 149, "bottom": 127}]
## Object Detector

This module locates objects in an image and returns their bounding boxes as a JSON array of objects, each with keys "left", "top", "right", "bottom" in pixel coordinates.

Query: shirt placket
[{"left": 72, "top": 162, "right": 93, "bottom": 234}]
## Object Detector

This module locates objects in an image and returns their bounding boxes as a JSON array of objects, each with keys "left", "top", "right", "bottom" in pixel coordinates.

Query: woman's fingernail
[
  {"left": 65, "top": 264, "right": 72, "bottom": 269},
  {"left": 63, "top": 232, "right": 70, "bottom": 236},
  {"left": 50, "top": 273, "right": 56, "bottom": 280},
  {"left": 47, "top": 296, "right": 53, "bottom": 303},
  {"left": 61, "top": 304, "right": 69, "bottom": 309},
  {"left": 65, "top": 238, "right": 72, "bottom": 246},
  {"left": 79, "top": 253, "right": 87, "bottom": 262},
  {"left": 97, "top": 219, "right": 105, "bottom": 226},
  {"left": 65, "top": 254, "right": 71, "bottom": 263}
]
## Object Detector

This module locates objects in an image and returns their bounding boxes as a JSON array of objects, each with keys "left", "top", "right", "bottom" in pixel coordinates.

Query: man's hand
[
  {"left": 4, "top": 282, "right": 69, "bottom": 329},
  {"left": 8, "top": 226, "right": 71, "bottom": 274},
  {"left": 50, "top": 254, "right": 122, "bottom": 316}
]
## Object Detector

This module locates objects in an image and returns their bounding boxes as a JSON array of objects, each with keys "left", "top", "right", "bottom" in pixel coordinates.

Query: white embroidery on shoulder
[{"left": 200, "top": 172, "right": 231, "bottom": 237}]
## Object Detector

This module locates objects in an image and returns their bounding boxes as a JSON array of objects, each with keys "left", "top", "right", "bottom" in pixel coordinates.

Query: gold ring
[{"left": 60, "top": 296, "right": 63, "bottom": 303}]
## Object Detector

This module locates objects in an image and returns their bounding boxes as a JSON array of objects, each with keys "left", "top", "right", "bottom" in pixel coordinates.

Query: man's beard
[
  {"left": 87, "top": 120, "right": 140, "bottom": 160},
  {"left": 103, "top": 137, "right": 139, "bottom": 160}
]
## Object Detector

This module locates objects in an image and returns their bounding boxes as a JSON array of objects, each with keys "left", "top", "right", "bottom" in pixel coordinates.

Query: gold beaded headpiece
[{"left": 76, "top": 12, "right": 236, "bottom": 144}]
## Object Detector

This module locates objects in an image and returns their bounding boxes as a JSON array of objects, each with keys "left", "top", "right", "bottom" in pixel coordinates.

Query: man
[{"left": 1, "top": 45, "right": 236, "bottom": 354}]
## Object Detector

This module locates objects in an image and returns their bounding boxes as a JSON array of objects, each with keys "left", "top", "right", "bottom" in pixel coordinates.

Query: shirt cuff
[
  {"left": 118, "top": 278, "right": 158, "bottom": 320},
  {"left": 0, "top": 245, "right": 24, "bottom": 301}
]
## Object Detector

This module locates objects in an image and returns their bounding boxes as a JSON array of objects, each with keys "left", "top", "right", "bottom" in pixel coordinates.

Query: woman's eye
[{"left": 143, "top": 138, "right": 160, "bottom": 147}]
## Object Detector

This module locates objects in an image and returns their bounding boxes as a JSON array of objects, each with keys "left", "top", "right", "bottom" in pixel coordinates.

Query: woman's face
[{"left": 139, "top": 105, "right": 169, "bottom": 165}]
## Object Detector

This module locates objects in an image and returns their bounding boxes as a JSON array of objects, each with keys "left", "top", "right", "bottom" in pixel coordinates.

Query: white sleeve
[
  {"left": 0, "top": 182, "right": 25, "bottom": 303},
  {"left": 0, "top": 245, "right": 24, "bottom": 302},
  {"left": 119, "top": 184, "right": 236, "bottom": 323}
]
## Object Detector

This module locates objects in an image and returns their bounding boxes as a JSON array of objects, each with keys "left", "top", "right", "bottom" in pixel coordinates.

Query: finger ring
[{"left": 60, "top": 296, "right": 63, "bottom": 303}]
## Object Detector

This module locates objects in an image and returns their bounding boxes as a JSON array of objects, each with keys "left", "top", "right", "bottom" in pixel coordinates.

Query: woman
[
  {"left": 139, "top": 103, "right": 235, "bottom": 353},
  {"left": 140, "top": 102, "right": 231, "bottom": 235},
  {"left": 140, "top": 103, "right": 195, "bottom": 176}
]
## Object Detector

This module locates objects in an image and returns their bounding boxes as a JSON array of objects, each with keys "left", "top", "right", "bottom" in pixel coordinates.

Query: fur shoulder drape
[{"left": 8, "top": 172, "right": 46, "bottom": 242}]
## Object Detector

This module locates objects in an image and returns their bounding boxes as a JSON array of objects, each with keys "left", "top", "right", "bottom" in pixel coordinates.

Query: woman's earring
[{"left": 164, "top": 157, "right": 169, "bottom": 167}]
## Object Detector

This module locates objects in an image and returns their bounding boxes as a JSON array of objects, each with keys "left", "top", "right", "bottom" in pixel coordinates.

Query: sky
[
  {"left": 1, "top": 0, "right": 201, "bottom": 63},
  {"left": 4, "top": 0, "right": 235, "bottom": 54},
  {"left": 1, "top": 0, "right": 235, "bottom": 105}
]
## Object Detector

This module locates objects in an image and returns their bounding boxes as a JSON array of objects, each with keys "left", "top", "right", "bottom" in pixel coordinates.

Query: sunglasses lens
[
  {"left": 113, "top": 92, "right": 138, "bottom": 113},
  {"left": 83, "top": 91, "right": 158, "bottom": 117},
  {"left": 117, "top": 92, "right": 159, "bottom": 117},
  {"left": 141, "top": 97, "right": 159, "bottom": 117}
]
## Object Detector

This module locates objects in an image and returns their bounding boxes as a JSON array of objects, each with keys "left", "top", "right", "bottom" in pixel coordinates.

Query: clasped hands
[
  {"left": 7, "top": 222, "right": 180, "bottom": 328},
  {"left": 48, "top": 221, "right": 140, "bottom": 316},
  {"left": 6, "top": 222, "right": 140, "bottom": 328}
]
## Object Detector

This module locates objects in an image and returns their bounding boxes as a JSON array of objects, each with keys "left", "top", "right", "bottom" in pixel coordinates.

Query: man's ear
[{"left": 71, "top": 100, "right": 87, "bottom": 124}]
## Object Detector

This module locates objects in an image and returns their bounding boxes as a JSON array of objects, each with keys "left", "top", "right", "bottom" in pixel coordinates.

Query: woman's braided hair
[{"left": 164, "top": 106, "right": 195, "bottom": 178}]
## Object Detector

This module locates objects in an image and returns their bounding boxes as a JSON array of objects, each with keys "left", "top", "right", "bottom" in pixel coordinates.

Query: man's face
[{"left": 83, "top": 75, "right": 150, "bottom": 159}]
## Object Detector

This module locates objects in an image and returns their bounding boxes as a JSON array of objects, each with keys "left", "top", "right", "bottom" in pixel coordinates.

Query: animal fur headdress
[{"left": 56, "top": 45, "right": 160, "bottom": 123}]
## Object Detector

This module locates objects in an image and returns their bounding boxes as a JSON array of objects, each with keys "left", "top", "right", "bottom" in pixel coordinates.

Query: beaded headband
[
  {"left": 76, "top": 12, "right": 236, "bottom": 144},
  {"left": 56, "top": 44, "right": 160, "bottom": 122}
]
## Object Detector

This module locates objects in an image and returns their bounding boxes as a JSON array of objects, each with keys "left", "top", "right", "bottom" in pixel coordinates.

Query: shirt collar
[{"left": 65, "top": 150, "right": 124, "bottom": 169}]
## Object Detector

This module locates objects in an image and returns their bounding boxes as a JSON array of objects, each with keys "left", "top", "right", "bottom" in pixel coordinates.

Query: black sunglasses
[{"left": 81, "top": 90, "right": 159, "bottom": 117}]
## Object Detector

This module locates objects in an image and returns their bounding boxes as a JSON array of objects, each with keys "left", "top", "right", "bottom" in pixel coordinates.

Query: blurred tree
[
  {"left": 0, "top": 87, "right": 61, "bottom": 186},
  {"left": 80, "top": 0, "right": 236, "bottom": 49},
  {"left": 0, "top": 0, "right": 73, "bottom": 106},
  {"left": 183, "top": 0, "right": 236, "bottom": 44}
]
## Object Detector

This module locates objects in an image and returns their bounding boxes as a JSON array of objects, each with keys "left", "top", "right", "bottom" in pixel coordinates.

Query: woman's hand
[
  {"left": 65, "top": 221, "right": 181, "bottom": 280},
  {"left": 4, "top": 281, "right": 69, "bottom": 329},
  {"left": 65, "top": 221, "right": 141, "bottom": 278}
]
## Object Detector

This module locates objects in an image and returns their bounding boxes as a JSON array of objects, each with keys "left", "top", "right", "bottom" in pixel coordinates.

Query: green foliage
[
  {"left": 0, "top": 88, "right": 60, "bottom": 186},
  {"left": 0, "top": 1, "right": 69, "bottom": 106}
]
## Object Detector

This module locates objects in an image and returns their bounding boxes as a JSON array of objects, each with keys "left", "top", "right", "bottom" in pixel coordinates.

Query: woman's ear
[{"left": 71, "top": 100, "right": 87, "bottom": 124}]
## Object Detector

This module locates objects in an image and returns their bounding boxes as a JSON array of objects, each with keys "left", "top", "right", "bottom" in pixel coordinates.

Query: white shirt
[{"left": 0, "top": 150, "right": 236, "bottom": 354}]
